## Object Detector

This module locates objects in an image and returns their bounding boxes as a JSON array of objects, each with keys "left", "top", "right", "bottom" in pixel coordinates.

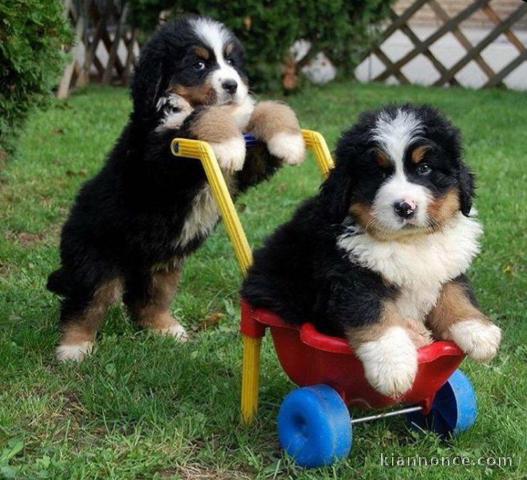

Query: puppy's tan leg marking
[
  {"left": 128, "top": 268, "right": 188, "bottom": 342},
  {"left": 346, "top": 301, "right": 424, "bottom": 398},
  {"left": 247, "top": 101, "right": 305, "bottom": 165},
  {"left": 427, "top": 281, "right": 501, "bottom": 362},
  {"left": 56, "top": 278, "right": 123, "bottom": 362},
  {"left": 189, "top": 106, "right": 245, "bottom": 172}
]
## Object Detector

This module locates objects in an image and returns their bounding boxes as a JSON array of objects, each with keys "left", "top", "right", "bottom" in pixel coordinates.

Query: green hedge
[
  {"left": 0, "top": 0, "right": 72, "bottom": 157},
  {"left": 128, "top": 0, "right": 394, "bottom": 90}
]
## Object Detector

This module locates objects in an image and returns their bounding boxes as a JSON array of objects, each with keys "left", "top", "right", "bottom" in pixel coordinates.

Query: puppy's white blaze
[
  {"left": 189, "top": 17, "right": 248, "bottom": 105},
  {"left": 210, "top": 136, "right": 246, "bottom": 172},
  {"left": 372, "top": 109, "right": 423, "bottom": 168},
  {"left": 372, "top": 173, "right": 431, "bottom": 230},
  {"left": 355, "top": 326, "right": 418, "bottom": 398},
  {"left": 371, "top": 109, "right": 429, "bottom": 230},
  {"left": 158, "top": 323, "right": 189, "bottom": 342},
  {"left": 176, "top": 185, "right": 219, "bottom": 248},
  {"left": 267, "top": 132, "right": 306, "bottom": 165},
  {"left": 56, "top": 342, "right": 93, "bottom": 362},
  {"left": 449, "top": 319, "right": 501, "bottom": 362}
]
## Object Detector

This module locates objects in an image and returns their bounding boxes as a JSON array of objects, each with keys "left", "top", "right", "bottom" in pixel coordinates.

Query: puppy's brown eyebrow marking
[
  {"left": 374, "top": 148, "right": 390, "bottom": 168},
  {"left": 225, "top": 42, "right": 234, "bottom": 55},
  {"left": 411, "top": 145, "right": 430, "bottom": 164},
  {"left": 194, "top": 46, "right": 210, "bottom": 60}
]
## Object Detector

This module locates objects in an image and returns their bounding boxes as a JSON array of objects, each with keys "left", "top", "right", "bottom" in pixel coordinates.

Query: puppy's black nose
[
  {"left": 393, "top": 200, "right": 416, "bottom": 219},
  {"left": 222, "top": 79, "right": 238, "bottom": 94}
]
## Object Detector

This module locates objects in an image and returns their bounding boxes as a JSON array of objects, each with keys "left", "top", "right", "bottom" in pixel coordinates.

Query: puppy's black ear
[
  {"left": 320, "top": 165, "right": 352, "bottom": 221},
  {"left": 458, "top": 164, "right": 475, "bottom": 216},
  {"left": 131, "top": 41, "right": 166, "bottom": 120}
]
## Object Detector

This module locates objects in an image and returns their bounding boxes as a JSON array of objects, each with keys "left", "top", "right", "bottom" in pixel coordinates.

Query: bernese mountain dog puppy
[
  {"left": 242, "top": 105, "right": 501, "bottom": 398},
  {"left": 48, "top": 16, "right": 305, "bottom": 361}
]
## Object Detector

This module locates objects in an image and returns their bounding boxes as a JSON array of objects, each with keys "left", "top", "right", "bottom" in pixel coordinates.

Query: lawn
[{"left": 0, "top": 82, "right": 526, "bottom": 479}]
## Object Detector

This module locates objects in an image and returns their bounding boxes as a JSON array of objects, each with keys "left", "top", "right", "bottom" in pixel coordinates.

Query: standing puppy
[
  {"left": 242, "top": 105, "right": 501, "bottom": 398},
  {"left": 48, "top": 16, "right": 305, "bottom": 361}
]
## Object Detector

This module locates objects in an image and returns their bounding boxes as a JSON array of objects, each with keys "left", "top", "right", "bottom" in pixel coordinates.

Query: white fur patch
[
  {"left": 338, "top": 213, "right": 483, "bottom": 322},
  {"left": 449, "top": 319, "right": 501, "bottom": 362},
  {"left": 210, "top": 136, "right": 246, "bottom": 172},
  {"left": 355, "top": 326, "right": 418, "bottom": 398},
  {"left": 189, "top": 18, "right": 248, "bottom": 106},
  {"left": 372, "top": 109, "right": 423, "bottom": 168},
  {"left": 176, "top": 185, "right": 220, "bottom": 248},
  {"left": 370, "top": 109, "right": 431, "bottom": 231},
  {"left": 155, "top": 94, "right": 193, "bottom": 132},
  {"left": 372, "top": 174, "right": 431, "bottom": 231},
  {"left": 267, "top": 132, "right": 306, "bottom": 165},
  {"left": 227, "top": 95, "right": 255, "bottom": 130},
  {"left": 56, "top": 342, "right": 93, "bottom": 362},
  {"left": 157, "top": 323, "right": 189, "bottom": 342}
]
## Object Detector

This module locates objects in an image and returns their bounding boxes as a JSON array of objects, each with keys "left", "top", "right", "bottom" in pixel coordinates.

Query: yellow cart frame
[{"left": 170, "top": 130, "right": 334, "bottom": 424}]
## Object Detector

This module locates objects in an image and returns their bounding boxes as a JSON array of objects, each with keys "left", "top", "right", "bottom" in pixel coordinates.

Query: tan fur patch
[
  {"left": 170, "top": 84, "right": 217, "bottom": 107},
  {"left": 427, "top": 281, "right": 489, "bottom": 339},
  {"left": 128, "top": 269, "right": 182, "bottom": 330},
  {"left": 411, "top": 145, "right": 430, "bottom": 164},
  {"left": 60, "top": 278, "right": 123, "bottom": 345},
  {"left": 349, "top": 202, "right": 375, "bottom": 230},
  {"left": 194, "top": 46, "right": 210, "bottom": 60},
  {"left": 374, "top": 148, "right": 390, "bottom": 168},
  {"left": 189, "top": 106, "right": 241, "bottom": 143},
  {"left": 246, "top": 101, "right": 301, "bottom": 142},
  {"left": 225, "top": 42, "right": 234, "bottom": 55},
  {"left": 346, "top": 300, "right": 432, "bottom": 350},
  {"left": 349, "top": 202, "right": 410, "bottom": 241},
  {"left": 427, "top": 188, "right": 460, "bottom": 229}
]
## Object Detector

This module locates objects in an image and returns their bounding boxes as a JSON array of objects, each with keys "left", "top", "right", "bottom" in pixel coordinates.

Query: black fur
[
  {"left": 48, "top": 17, "right": 281, "bottom": 326},
  {"left": 241, "top": 104, "right": 476, "bottom": 336}
]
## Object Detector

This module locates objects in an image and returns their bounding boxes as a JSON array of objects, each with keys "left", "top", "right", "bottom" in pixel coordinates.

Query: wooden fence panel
[
  {"left": 361, "top": 0, "right": 527, "bottom": 89},
  {"left": 59, "top": 0, "right": 140, "bottom": 98}
]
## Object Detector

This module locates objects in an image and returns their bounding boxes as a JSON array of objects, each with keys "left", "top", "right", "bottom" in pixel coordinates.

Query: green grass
[{"left": 1, "top": 82, "right": 526, "bottom": 479}]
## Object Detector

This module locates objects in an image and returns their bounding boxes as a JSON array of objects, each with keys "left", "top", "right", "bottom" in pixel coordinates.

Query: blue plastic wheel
[
  {"left": 278, "top": 385, "right": 352, "bottom": 468},
  {"left": 407, "top": 369, "right": 478, "bottom": 436}
]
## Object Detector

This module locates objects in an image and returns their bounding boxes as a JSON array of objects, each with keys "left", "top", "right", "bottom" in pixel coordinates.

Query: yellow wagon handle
[{"left": 170, "top": 129, "right": 334, "bottom": 424}]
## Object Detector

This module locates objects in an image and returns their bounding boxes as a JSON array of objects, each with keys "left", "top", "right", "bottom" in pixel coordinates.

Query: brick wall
[{"left": 394, "top": 0, "right": 527, "bottom": 29}]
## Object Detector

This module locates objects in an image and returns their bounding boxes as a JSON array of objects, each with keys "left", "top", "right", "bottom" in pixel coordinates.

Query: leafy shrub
[
  {"left": 0, "top": 0, "right": 72, "bottom": 156},
  {"left": 128, "top": 0, "right": 394, "bottom": 90}
]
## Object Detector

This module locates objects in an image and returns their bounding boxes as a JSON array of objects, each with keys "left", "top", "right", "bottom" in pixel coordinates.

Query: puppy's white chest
[
  {"left": 393, "top": 285, "right": 442, "bottom": 322},
  {"left": 338, "top": 214, "right": 483, "bottom": 321},
  {"left": 176, "top": 185, "right": 220, "bottom": 248}
]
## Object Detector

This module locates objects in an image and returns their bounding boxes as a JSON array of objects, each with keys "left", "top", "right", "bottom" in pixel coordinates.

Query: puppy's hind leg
[
  {"left": 56, "top": 277, "right": 123, "bottom": 362},
  {"left": 124, "top": 266, "right": 188, "bottom": 342},
  {"left": 247, "top": 101, "right": 306, "bottom": 166}
]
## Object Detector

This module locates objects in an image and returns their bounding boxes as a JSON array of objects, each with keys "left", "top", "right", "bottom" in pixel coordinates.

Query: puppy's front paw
[
  {"left": 449, "top": 319, "right": 501, "bottom": 362},
  {"left": 56, "top": 341, "right": 94, "bottom": 362},
  {"left": 356, "top": 327, "right": 418, "bottom": 398},
  {"left": 267, "top": 131, "right": 306, "bottom": 166},
  {"left": 210, "top": 136, "right": 246, "bottom": 172},
  {"left": 155, "top": 94, "right": 193, "bottom": 131}
]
